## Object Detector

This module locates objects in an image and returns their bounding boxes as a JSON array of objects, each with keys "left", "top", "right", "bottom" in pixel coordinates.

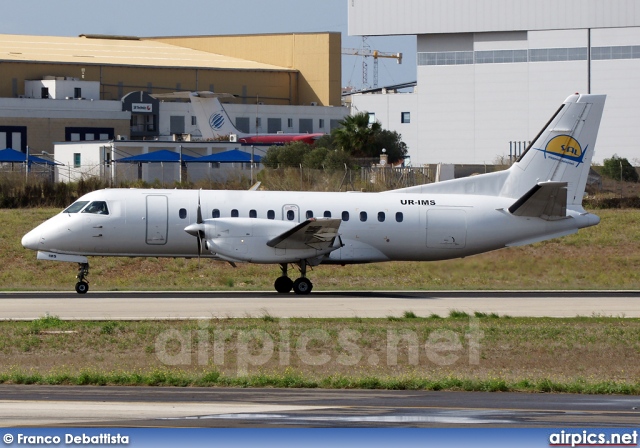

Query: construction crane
[{"left": 342, "top": 37, "right": 403, "bottom": 89}]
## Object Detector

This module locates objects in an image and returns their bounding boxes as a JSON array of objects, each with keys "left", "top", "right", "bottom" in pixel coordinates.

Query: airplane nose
[{"left": 21, "top": 229, "right": 41, "bottom": 251}]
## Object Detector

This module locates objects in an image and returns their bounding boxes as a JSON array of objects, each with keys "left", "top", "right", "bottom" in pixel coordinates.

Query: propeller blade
[
  {"left": 196, "top": 189, "right": 205, "bottom": 268},
  {"left": 197, "top": 189, "right": 203, "bottom": 224}
]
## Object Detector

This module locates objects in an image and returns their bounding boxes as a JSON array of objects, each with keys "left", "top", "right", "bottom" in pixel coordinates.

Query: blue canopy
[
  {"left": 0, "top": 148, "right": 59, "bottom": 165},
  {"left": 196, "top": 149, "right": 262, "bottom": 163},
  {"left": 116, "top": 149, "right": 198, "bottom": 163}
]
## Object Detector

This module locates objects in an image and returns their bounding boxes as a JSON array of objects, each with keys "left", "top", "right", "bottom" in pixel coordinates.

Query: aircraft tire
[
  {"left": 274, "top": 276, "right": 293, "bottom": 293},
  {"left": 75, "top": 281, "right": 89, "bottom": 294},
  {"left": 293, "top": 278, "right": 313, "bottom": 295}
]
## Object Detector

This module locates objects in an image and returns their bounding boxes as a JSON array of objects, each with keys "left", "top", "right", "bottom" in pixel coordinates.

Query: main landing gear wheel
[
  {"left": 293, "top": 277, "right": 313, "bottom": 295},
  {"left": 75, "top": 281, "right": 89, "bottom": 294},
  {"left": 274, "top": 276, "right": 293, "bottom": 294}
]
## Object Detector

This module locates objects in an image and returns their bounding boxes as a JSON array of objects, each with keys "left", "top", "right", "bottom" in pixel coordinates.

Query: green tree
[
  {"left": 601, "top": 155, "right": 638, "bottom": 182},
  {"left": 302, "top": 147, "right": 329, "bottom": 169},
  {"left": 323, "top": 149, "right": 354, "bottom": 170},
  {"left": 370, "top": 129, "right": 408, "bottom": 164},
  {"left": 261, "top": 142, "right": 308, "bottom": 168},
  {"left": 332, "top": 112, "right": 381, "bottom": 158},
  {"left": 260, "top": 146, "right": 282, "bottom": 168}
]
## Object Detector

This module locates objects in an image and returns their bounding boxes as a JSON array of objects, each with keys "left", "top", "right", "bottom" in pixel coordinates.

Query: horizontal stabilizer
[
  {"left": 508, "top": 181, "right": 567, "bottom": 220},
  {"left": 267, "top": 218, "right": 341, "bottom": 250}
]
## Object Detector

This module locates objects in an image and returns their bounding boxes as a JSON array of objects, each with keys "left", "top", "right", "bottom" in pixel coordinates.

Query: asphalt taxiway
[
  {"left": 1, "top": 385, "right": 639, "bottom": 427},
  {"left": 0, "top": 290, "right": 637, "bottom": 320}
]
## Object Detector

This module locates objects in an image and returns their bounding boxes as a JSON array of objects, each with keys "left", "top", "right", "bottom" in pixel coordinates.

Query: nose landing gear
[
  {"left": 75, "top": 262, "right": 90, "bottom": 294},
  {"left": 273, "top": 261, "right": 313, "bottom": 295}
]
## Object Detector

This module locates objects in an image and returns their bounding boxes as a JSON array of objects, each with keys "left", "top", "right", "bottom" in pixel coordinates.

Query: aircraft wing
[
  {"left": 508, "top": 181, "right": 568, "bottom": 220},
  {"left": 267, "top": 218, "right": 342, "bottom": 250}
]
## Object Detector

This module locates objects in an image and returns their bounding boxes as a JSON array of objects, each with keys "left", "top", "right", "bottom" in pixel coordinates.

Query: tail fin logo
[
  {"left": 539, "top": 135, "right": 587, "bottom": 167},
  {"left": 209, "top": 113, "right": 225, "bottom": 131}
]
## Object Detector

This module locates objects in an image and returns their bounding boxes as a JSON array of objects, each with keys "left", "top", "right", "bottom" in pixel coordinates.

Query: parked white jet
[
  {"left": 154, "top": 91, "right": 324, "bottom": 145},
  {"left": 22, "top": 94, "right": 605, "bottom": 295}
]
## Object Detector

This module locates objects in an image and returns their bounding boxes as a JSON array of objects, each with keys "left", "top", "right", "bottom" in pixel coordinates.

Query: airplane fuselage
[
  {"left": 237, "top": 134, "right": 324, "bottom": 145},
  {"left": 22, "top": 188, "right": 596, "bottom": 264}
]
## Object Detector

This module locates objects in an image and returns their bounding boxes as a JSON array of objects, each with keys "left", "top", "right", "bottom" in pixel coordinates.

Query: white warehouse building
[{"left": 348, "top": 0, "right": 640, "bottom": 165}]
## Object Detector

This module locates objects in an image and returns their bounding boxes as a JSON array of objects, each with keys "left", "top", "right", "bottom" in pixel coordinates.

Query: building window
[
  {"left": 401, "top": 112, "right": 410, "bottom": 124},
  {"left": 212, "top": 209, "right": 220, "bottom": 218},
  {"left": 73, "top": 153, "right": 81, "bottom": 168},
  {"left": 360, "top": 211, "right": 367, "bottom": 222},
  {"left": 319, "top": 119, "right": 325, "bottom": 129},
  {"left": 287, "top": 118, "right": 293, "bottom": 128},
  {"left": 256, "top": 117, "right": 262, "bottom": 129},
  {"left": 342, "top": 211, "right": 349, "bottom": 221},
  {"left": 66, "top": 127, "right": 114, "bottom": 142},
  {"left": 231, "top": 209, "right": 239, "bottom": 217},
  {"left": 74, "top": 88, "right": 82, "bottom": 99},
  {"left": 191, "top": 116, "right": 197, "bottom": 126},
  {"left": 368, "top": 113, "right": 376, "bottom": 125},
  {"left": 267, "top": 210, "right": 275, "bottom": 220},
  {"left": 41, "top": 87, "right": 49, "bottom": 99},
  {"left": 249, "top": 209, "right": 257, "bottom": 218}
]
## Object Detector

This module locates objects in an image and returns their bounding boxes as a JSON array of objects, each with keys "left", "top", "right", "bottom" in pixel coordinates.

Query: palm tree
[{"left": 332, "top": 112, "right": 381, "bottom": 158}]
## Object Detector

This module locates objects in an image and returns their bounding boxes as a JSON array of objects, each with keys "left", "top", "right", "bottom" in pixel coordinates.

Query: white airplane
[
  {"left": 22, "top": 93, "right": 605, "bottom": 295},
  {"left": 154, "top": 91, "right": 325, "bottom": 145}
]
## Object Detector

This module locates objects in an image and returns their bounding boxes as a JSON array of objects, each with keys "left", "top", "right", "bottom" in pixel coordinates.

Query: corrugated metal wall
[
  {"left": 151, "top": 33, "right": 342, "bottom": 106},
  {"left": 349, "top": 0, "right": 640, "bottom": 36}
]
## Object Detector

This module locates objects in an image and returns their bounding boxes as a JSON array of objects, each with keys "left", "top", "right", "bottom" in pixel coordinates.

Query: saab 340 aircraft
[
  {"left": 22, "top": 93, "right": 605, "bottom": 295},
  {"left": 155, "top": 91, "right": 325, "bottom": 145}
]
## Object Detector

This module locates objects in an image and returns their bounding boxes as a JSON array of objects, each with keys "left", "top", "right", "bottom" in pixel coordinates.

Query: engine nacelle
[{"left": 204, "top": 218, "right": 336, "bottom": 263}]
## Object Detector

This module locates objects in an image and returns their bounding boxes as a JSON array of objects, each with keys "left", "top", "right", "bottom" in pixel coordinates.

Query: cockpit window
[
  {"left": 82, "top": 201, "right": 109, "bottom": 215},
  {"left": 63, "top": 201, "right": 89, "bottom": 214}
]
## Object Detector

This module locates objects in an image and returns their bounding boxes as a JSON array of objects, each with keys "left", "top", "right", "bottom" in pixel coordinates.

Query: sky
[{"left": 0, "top": 0, "right": 417, "bottom": 90}]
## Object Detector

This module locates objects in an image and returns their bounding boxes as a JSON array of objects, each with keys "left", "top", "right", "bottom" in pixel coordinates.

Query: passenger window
[
  {"left": 63, "top": 201, "right": 89, "bottom": 213},
  {"left": 360, "top": 211, "right": 367, "bottom": 222},
  {"left": 396, "top": 212, "right": 403, "bottom": 223},
  {"left": 378, "top": 212, "right": 385, "bottom": 222},
  {"left": 306, "top": 210, "right": 314, "bottom": 219},
  {"left": 267, "top": 210, "right": 275, "bottom": 220},
  {"left": 324, "top": 211, "right": 331, "bottom": 218},
  {"left": 342, "top": 211, "right": 349, "bottom": 221},
  {"left": 287, "top": 210, "right": 295, "bottom": 221},
  {"left": 82, "top": 201, "right": 109, "bottom": 215},
  {"left": 212, "top": 209, "right": 220, "bottom": 218},
  {"left": 231, "top": 209, "right": 239, "bottom": 217},
  {"left": 249, "top": 209, "right": 257, "bottom": 218},
  {"left": 179, "top": 208, "right": 187, "bottom": 219}
]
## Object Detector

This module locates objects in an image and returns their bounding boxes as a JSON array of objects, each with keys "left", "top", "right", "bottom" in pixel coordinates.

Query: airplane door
[
  {"left": 282, "top": 204, "right": 300, "bottom": 222},
  {"left": 146, "top": 195, "right": 168, "bottom": 245},
  {"left": 426, "top": 209, "right": 467, "bottom": 249}
]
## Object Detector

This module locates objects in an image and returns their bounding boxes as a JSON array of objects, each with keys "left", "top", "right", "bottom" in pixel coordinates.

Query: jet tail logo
[
  {"left": 209, "top": 113, "right": 225, "bottom": 131},
  {"left": 536, "top": 135, "right": 587, "bottom": 167}
]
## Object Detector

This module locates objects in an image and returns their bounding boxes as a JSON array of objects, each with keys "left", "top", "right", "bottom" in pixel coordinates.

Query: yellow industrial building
[{"left": 0, "top": 32, "right": 341, "bottom": 106}]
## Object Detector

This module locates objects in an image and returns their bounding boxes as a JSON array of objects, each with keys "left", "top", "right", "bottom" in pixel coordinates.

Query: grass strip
[{"left": 1, "top": 369, "right": 639, "bottom": 395}]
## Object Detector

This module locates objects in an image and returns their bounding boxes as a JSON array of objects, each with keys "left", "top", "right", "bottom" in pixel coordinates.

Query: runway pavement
[
  {"left": 1, "top": 385, "right": 639, "bottom": 427},
  {"left": 0, "top": 290, "right": 638, "bottom": 320}
]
